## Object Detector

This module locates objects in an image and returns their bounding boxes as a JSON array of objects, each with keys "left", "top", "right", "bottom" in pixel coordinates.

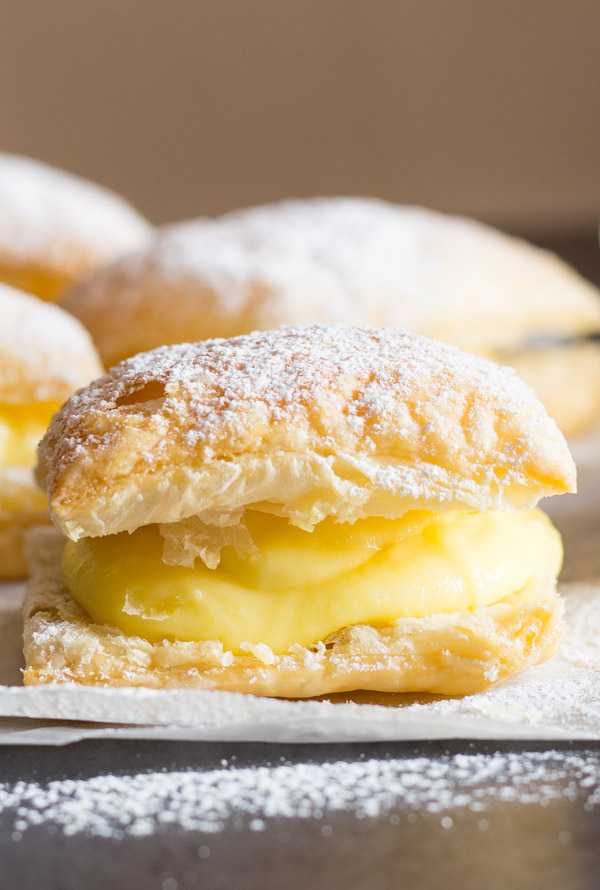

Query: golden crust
[
  {"left": 0, "top": 283, "right": 103, "bottom": 404},
  {"left": 0, "top": 468, "right": 50, "bottom": 578},
  {"left": 0, "top": 526, "right": 31, "bottom": 578},
  {"left": 62, "top": 198, "right": 600, "bottom": 367},
  {"left": 508, "top": 341, "right": 600, "bottom": 438},
  {"left": 37, "top": 326, "right": 576, "bottom": 541},
  {"left": 0, "top": 153, "right": 151, "bottom": 302},
  {"left": 0, "top": 284, "right": 102, "bottom": 577},
  {"left": 22, "top": 527, "right": 565, "bottom": 696},
  {"left": 0, "top": 263, "right": 69, "bottom": 307}
]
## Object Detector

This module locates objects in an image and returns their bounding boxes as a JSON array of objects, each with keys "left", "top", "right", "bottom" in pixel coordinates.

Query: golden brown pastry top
[
  {"left": 38, "top": 325, "right": 576, "bottom": 541},
  {"left": 0, "top": 283, "right": 103, "bottom": 404},
  {"left": 62, "top": 198, "right": 600, "bottom": 366},
  {"left": 0, "top": 153, "right": 151, "bottom": 290}
]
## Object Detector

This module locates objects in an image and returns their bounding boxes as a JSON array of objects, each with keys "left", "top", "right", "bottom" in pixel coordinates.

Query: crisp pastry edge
[{"left": 22, "top": 527, "right": 565, "bottom": 697}]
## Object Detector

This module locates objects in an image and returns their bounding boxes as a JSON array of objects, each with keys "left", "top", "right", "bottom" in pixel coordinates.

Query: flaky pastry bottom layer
[{"left": 22, "top": 527, "right": 565, "bottom": 697}]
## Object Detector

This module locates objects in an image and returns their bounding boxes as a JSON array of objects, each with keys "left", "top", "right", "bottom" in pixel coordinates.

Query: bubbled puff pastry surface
[
  {"left": 38, "top": 325, "right": 576, "bottom": 541},
  {"left": 63, "top": 198, "right": 600, "bottom": 366},
  {"left": 0, "top": 283, "right": 103, "bottom": 404}
]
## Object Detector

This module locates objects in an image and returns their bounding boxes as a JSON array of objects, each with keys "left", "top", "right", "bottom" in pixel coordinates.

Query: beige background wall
[{"left": 1, "top": 1, "right": 599, "bottom": 232}]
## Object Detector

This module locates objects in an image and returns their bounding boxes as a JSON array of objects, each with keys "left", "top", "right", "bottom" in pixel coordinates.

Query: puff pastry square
[{"left": 26, "top": 325, "right": 576, "bottom": 696}]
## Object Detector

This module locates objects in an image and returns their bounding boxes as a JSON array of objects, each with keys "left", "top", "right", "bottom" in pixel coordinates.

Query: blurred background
[{"left": 1, "top": 0, "right": 599, "bottom": 244}]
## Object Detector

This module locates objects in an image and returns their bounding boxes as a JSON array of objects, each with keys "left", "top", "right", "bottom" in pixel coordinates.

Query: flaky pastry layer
[
  {"left": 23, "top": 528, "right": 565, "bottom": 696},
  {"left": 0, "top": 468, "right": 50, "bottom": 578},
  {"left": 38, "top": 326, "right": 576, "bottom": 541},
  {"left": 62, "top": 198, "right": 600, "bottom": 366}
]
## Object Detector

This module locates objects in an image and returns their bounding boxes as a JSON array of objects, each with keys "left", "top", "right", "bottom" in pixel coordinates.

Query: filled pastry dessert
[
  {"left": 24, "top": 325, "right": 575, "bottom": 696},
  {"left": 0, "top": 283, "right": 102, "bottom": 578},
  {"left": 63, "top": 198, "right": 600, "bottom": 436},
  {"left": 0, "top": 153, "right": 151, "bottom": 303}
]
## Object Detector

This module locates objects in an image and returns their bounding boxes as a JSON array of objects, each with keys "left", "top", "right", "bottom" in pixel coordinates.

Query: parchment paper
[{"left": 1, "top": 431, "right": 600, "bottom": 745}]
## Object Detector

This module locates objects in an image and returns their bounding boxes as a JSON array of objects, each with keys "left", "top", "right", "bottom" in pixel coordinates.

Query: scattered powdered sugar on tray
[{"left": 2, "top": 750, "right": 600, "bottom": 840}]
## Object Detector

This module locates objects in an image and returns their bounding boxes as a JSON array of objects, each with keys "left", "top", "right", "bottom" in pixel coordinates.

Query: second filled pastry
[
  {"left": 0, "top": 283, "right": 102, "bottom": 577},
  {"left": 63, "top": 198, "right": 600, "bottom": 435}
]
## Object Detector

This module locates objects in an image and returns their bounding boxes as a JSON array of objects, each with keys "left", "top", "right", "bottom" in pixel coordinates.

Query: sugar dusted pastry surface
[
  {"left": 0, "top": 153, "right": 151, "bottom": 299},
  {"left": 0, "top": 283, "right": 103, "bottom": 404},
  {"left": 63, "top": 198, "right": 600, "bottom": 365},
  {"left": 38, "top": 325, "right": 576, "bottom": 541}
]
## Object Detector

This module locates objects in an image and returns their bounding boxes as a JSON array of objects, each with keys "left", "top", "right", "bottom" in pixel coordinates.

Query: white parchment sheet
[{"left": 1, "top": 431, "right": 600, "bottom": 745}]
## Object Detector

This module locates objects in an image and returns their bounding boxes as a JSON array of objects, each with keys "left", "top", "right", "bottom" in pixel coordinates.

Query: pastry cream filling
[
  {"left": 0, "top": 403, "right": 59, "bottom": 467},
  {"left": 62, "top": 508, "right": 562, "bottom": 654}
]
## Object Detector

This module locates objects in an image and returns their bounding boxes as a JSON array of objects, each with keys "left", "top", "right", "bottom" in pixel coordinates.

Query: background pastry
[
  {"left": 0, "top": 153, "right": 152, "bottom": 303},
  {"left": 0, "top": 283, "right": 102, "bottom": 578},
  {"left": 26, "top": 325, "right": 575, "bottom": 695},
  {"left": 62, "top": 197, "right": 600, "bottom": 436}
]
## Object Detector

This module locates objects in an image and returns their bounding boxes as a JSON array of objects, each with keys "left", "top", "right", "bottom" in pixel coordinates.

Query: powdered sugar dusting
[
  {"left": 0, "top": 283, "right": 102, "bottom": 402},
  {"left": 1, "top": 750, "right": 599, "bottom": 840},
  {"left": 0, "top": 153, "right": 150, "bottom": 270},
  {"left": 69, "top": 197, "right": 600, "bottom": 355},
  {"left": 0, "top": 283, "right": 95, "bottom": 364},
  {"left": 47, "top": 325, "right": 562, "bottom": 444},
  {"left": 40, "top": 325, "right": 574, "bottom": 532}
]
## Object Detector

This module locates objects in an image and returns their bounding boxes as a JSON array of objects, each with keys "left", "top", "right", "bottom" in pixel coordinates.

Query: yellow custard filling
[
  {"left": 62, "top": 508, "right": 562, "bottom": 654},
  {"left": 0, "top": 403, "right": 60, "bottom": 467}
]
